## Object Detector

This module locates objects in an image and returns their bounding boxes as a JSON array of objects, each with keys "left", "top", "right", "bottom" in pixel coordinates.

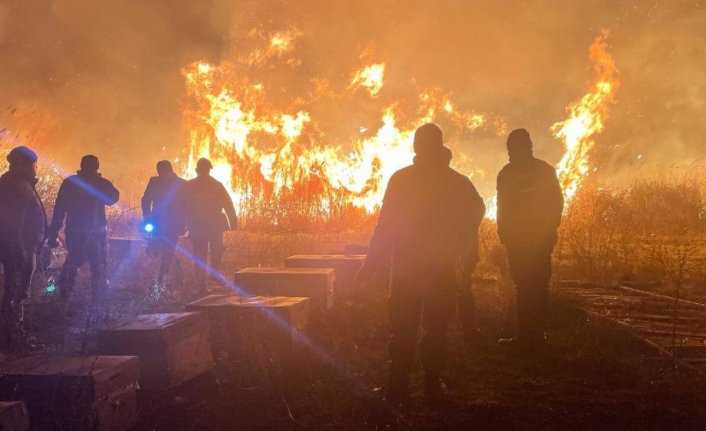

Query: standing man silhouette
[
  {"left": 47, "top": 155, "right": 120, "bottom": 307},
  {"left": 0, "top": 146, "right": 46, "bottom": 352},
  {"left": 497, "top": 129, "right": 563, "bottom": 350},
  {"left": 180, "top": 158, "right": 237, "bottom": 285},
  {"left": 357, "top": 123, "right": 485, "bottom": 404},
  {"left": 141, "top": 160, "right": 186, "bottom": 284}
]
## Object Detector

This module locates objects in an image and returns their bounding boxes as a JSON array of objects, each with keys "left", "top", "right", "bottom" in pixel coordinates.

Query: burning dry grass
[{"left": 556, "top": 175, "right": 706, "bottom": 299}]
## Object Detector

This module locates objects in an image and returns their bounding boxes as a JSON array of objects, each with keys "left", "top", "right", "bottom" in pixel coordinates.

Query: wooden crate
[
  {"left": 0, "top": 401, "right": 30, "bottom": 431},
  {"left": 344, "top": 243, "right": 368, "bottom": 255},
  {"left": 233, "top": 268, "right": 335, "bottom": 309},
  {"left": 0, "top": 355, "right": 139, "bottom": 431},
  {"left": 97, "top": 312, "right": 213, "bottom": 391},
  {"left": 185, "top": 295, "right": 310, "bottom": 361},
  {"left": 284, "top": 254, "right": 365, "bottom": 296}
]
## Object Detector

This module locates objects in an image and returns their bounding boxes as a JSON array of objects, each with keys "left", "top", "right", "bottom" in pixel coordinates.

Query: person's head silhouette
[
  {"left": 196, "top": 158, "right": 213, "bottom": 177},
  {"left": 413, "top": 123, "right": 443, "bottom": 157},
  {"left": 156, "top": 160, "right": 174, "bottom": 177},
  {"left": 80, "top": 155, "right": 100, "bottom": 173},
  {"left": 506, "top": 129, "right": 533, "bottom": 161}
]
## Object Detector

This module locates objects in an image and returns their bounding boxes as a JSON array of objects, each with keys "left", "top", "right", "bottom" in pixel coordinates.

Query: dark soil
[{"left": 12, "top": 235, "right": 706, "bottom": 430}]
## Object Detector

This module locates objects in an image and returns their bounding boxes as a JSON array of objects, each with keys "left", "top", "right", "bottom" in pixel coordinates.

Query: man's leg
[
  {"left": 57, "top": 232, "right": 86, "bottom": 299},
  {"left": 209, "top": 230, "right": 225, "bottom": 273},
  {"left": 421, "top": 277, "right": 456, "bottom": 399},
  {"left": 387, "top": 286, "right": 422, "bottom": 398},
  {"left": 0, "top": 249, "right": 35, "bottom": 352},
  {"left": 157, "top": 233, "right": 178, "bottom": 282},
  {"left": 457, "top": 276, "right": 477, "bottom": 340},
  {"left": 508, "top": 245, "right": 551, "bottom": 345},
  {"left": 191, "top": 235, "right": 209, "bottom": 285},
  {"left": 86, "top": 233, "right": 109, "bottom": 306}
]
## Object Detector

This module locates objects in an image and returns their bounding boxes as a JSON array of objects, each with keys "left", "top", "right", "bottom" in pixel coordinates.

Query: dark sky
[{"left": 1, "top": 0, "right": 704, "bottom": 195}]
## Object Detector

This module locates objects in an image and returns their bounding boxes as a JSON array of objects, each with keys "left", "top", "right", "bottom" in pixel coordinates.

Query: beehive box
[
  {"left": 97, "top": 312, "right": 213, "bottom": 391},
  {"left": 0, "top": 401, "right": 30, "bottom": 431},
  {"left": 233, "top": 268, "right": 335, "bottom": 309},
  {"left": 0, "top": 355, "right": 139, "bottom": 431},
  {"left": 185, "top": 295, "right": 310, "bottom": 361},
  {"left": 344, "top": 243, "right": 368, "bottom": 255},
  {"left": 284, "top": 254, "right": 365, "bottom": 296}
]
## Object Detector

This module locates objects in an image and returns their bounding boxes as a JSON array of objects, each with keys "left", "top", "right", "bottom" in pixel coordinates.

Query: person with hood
[
  {"left": 180, "top": 158, "right": 237, "bottom": 285},
  {"left": 357, "top": 123, "right": 485, "bottom": 404},
  {"left": 0, "top": 146, "right": 46, "bottom": 352},
  {"left": 496, "top": 129, "right": 563, "bottom": 350},
  {"left": 141, "top": 160, "right": 186, "bottom": 283},
  {"left": 47, "top": 155, "right": 119, "bottom": 303}
]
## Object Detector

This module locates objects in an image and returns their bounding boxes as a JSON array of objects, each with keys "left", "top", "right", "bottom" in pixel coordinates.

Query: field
[{"left": 5, "top": 170, "right": 706, "bottom": 430}]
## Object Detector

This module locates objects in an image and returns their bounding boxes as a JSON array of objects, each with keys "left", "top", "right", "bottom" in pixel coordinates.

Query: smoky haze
[{"left": 0, "top": 0, "right": 704, "bottom": 199}]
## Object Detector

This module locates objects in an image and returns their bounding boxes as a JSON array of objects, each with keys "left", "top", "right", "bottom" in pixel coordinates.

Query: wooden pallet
[{"left": 557, "top": 281, "right": 706, "bottom": 370}]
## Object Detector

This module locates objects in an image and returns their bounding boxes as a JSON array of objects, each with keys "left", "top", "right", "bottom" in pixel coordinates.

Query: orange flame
[
  {"left": 551, "top": 30, "right": 619, "bottom": 199},
  {"left": 485, "top": 31, "right": 619, "bottom": 219}
]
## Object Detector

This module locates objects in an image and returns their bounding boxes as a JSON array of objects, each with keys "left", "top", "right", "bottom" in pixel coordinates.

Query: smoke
[{"left": 0, "top": 0, "right": 704, "bottom": 198}]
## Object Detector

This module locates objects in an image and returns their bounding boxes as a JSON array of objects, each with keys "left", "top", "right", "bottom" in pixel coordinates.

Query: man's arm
[
  {"left": 496, "top": 169, "right": 508, "bottom": 245},
  {"left": 547, "top": 167, "right": 564, "bottom": 231},
  {"left": 141, "top": 178, "right": 155, "bottom": 219},
  {"left": 48, "top": 180, "right": 68, "bottom": 241},
  {"left": 219, "top": 183, "right": 237, "bottom": 230},
  {"left": 97, "top": 178, "right": 119, "bottom": 206},
  {"left": 360, "top": 173, "right": 401, "bottom": 278},
  {"left": 460, "top": 178, "right": 486, "bottom": 272}
]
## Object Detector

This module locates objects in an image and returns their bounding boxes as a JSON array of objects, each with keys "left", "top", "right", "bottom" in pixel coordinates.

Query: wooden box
[
  {"left": 284, "top": 254, "right": 365, "bottom": 296},
  {"left": 97, "top": 312, "right": 213, "bottom": 391},
  {"left": 185, "top": 295, "right": 310, "bottom": 361},
  {"left": 0, "top": 401, "right": 29, "bottom": 431},
  {"left": 344, "top": 243, "right": 368, "bottom": 255},
  {"left": 233, "top": 268, "right": 335, "bottom": 309},
  {"left": 0, "top": 355, "right": 139, "bottom": 431}
]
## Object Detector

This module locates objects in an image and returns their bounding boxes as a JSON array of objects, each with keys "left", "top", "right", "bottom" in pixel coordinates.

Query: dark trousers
[
  {"left": 457, "top": 278, "right": 476, "bottom": 334},
  {"left": 148, "top": 232, "right": 180, "bottom": 280},
  {"left": 506, "top": 243, "right": 553, "bottom": 341},
  {"left": 388, "top": 270, "right": 456, "bottom": 387},
  {"left": 191, "top": 230, "right": 225, "bottom": 282},
  {"left": 58, "top": 231, "right": 108, "bottom": 300},
  {"left": 0, "top": 244, "right": 35, "bottom": 350}
]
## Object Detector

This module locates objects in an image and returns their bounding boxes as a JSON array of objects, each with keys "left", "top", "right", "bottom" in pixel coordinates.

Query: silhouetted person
[
  {"left": 357, "top": 123, "right": 485, "bottom": 404},
  {"left": 180, "top": 158, "right": 237, "bottom": 285},
  {"left": 0, "top": 147, "right": 46, "bottom": 352},
  {"left": 142, "top": 160, "right": 186, "bottom": 283},
  {"left": 47, "top": 155, "right": 119, "bottom": 305},
  {"left": 497, "top": 129, "right": 563, "bottom": 349}
]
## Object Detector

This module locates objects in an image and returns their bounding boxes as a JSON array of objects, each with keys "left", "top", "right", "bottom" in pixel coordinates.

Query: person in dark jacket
[
  {"left": 47, "top": 155, "right": 119, "bottom": 302},
  {"left": 0, "top": 146, "right": 46, "bottom": 352},
  {"left": 180, "top": 158, "right": 237, "bottom": 284},
  {"left": 496, "top": 129, "right": 563, "bottom": 349},
  {"left": 357, "top": 123, "right": 485, "bottom": 403},
  {"left": 142, "top": 160, "right": 186, "bottom": 283}
]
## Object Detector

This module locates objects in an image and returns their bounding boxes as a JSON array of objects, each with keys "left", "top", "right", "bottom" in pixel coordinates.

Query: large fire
[
  {"left": 551, "top": 30, "right": 619, "bottom": 199},
  {"left": 182, "top": 30, "right": 618, "bottom": 224}
]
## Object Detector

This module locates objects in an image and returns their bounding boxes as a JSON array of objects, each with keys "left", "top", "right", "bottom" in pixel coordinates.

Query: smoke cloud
[{"left": 1, "top": 0, "right": 704, "bottom": 198}]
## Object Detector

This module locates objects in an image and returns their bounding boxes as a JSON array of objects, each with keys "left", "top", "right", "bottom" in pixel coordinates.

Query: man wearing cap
[
  {"left": 141, "top": 160, "right": 187, "bottom": 284},
  {"left": 180, "top": 158, "right": 237, "bottom": 285},
  {"left": 497, "top": 129, "right": 563, "bottom": 350},
  {"left": 357, "top": 123, "right": 485, "bottom": 404},
  {"left": 47, "top": 155, "right": 120, "bottom": 305},
  {"left": 0, "top": 146, "right": 46, "bottom": 352}
]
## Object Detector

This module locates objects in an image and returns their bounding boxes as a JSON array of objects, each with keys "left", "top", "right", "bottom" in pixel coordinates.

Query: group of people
[
  {"left": 357, "top": 124, "right": 563, "bottom": 404},
  {"left": 0, "top": 123, "right": 563, "bottom": 406},
  {"left": 0, "top": 150, "right": 236, "bottom": 352}
]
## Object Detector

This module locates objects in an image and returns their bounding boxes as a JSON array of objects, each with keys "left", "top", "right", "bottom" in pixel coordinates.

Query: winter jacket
[{"left": 49, "top": 171, "right": 119, "bottom": 235}]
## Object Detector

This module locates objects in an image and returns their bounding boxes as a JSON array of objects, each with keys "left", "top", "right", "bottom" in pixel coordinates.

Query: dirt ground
[{"left": 16, "top": 233, "right": 706, "bottom": 430}]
